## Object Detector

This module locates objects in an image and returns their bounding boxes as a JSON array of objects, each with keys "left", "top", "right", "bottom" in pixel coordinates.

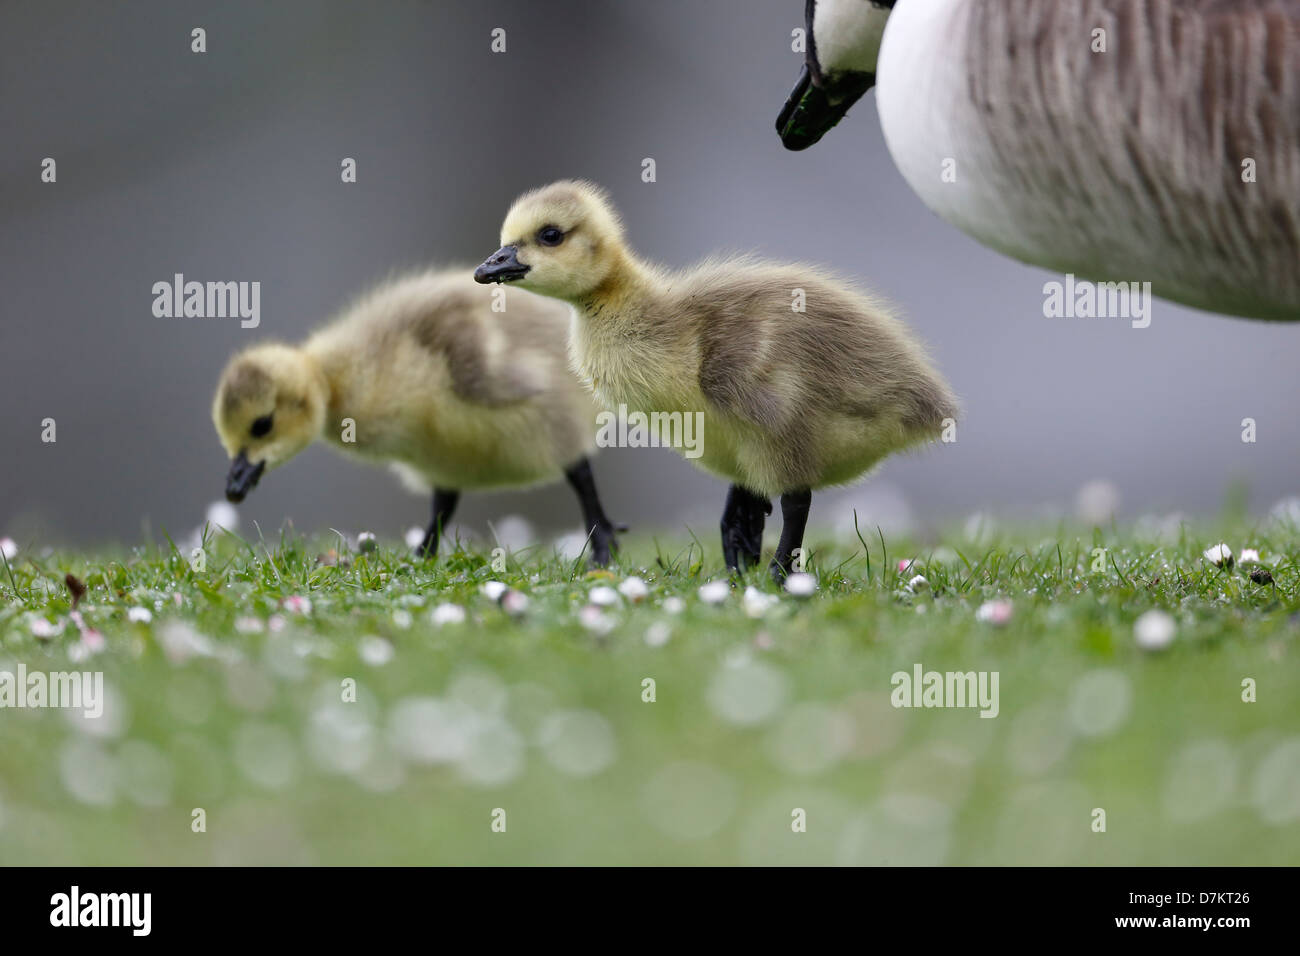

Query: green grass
[{"left": 1, "top": 517, "right": 1297, "bottom": 865}]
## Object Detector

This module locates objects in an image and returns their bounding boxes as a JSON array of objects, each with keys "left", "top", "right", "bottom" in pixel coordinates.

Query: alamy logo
[
  {"left": 0, "top": 664, "right": 103, "bottom": 718},
  {"left": 1043, "top": 274, "right": 1152, "bottom": 328},
  {"left": 595, "top": 404, "right": 704, "bottom": 459},
  {"left": 50, "top": 886, "right": 151, "bottom": 936},
  {"left": 891, "top": 663, "right": 999, "bottom": 718},
  {"left": 152, "top": 273, "right": 260, "bottom": 328}
]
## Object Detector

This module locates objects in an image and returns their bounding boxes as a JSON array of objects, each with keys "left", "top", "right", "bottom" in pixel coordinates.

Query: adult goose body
[{"left": 779, "top": 0, "right": 1300, "bottom": 322}]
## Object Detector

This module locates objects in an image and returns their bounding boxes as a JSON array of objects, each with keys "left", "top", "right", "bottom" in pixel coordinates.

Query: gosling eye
[
  {"left": 250, "top": 414, "right": 273, "bottom": 438},
  {"left": 536, "top": 225, "right": 564, "bottom": 247}
]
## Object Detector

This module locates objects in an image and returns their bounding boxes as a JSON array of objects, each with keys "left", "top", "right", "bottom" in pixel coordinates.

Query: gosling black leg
[
  {"left": 417, "top": 487, "right": 460, "bottom": 559},
  {"left": 770, "top": 489, "right": 812, "bottom": 582},
  {"left": 720, "top": 484, "right": 771, "bottom": 573},
  {"left": 564, "top": 456, "right": 622, "bottom": 567}
]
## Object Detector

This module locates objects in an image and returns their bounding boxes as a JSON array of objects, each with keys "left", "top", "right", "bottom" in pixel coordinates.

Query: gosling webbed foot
[
  {"left": 720, "top": 484, "right": 772, "bottom": 574},
  {"left": 769, "top": 489, "right": 812, "bottom": 583},
  {"left": 415, "top": 487, "right": 460, "bottom": 561},
  {"left": 587, "top": 519, "right": 625, "bottom": 568},
  {"left": 723, "top": 520, "right": 765, "bottom": 572},
  {"left": 415, "top": 532, "right": 437, "bottom": 561},
  {"left": 564, "top": 457, "right": 621, "bottom": 568}
]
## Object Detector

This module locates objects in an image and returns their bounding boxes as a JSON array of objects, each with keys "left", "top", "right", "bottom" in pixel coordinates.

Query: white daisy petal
[{"left": 1203, "top": 543, "right": 1234, "bottom": 568}]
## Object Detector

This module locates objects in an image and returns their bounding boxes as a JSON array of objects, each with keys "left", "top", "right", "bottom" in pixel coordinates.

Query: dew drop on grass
[
  {"left": 1163, "top": 739, "right": 1237, "bottom": 823},
  {"left": 359, "top": 635, "right": 394, "bottom": 666},
  {"left": 307, "top": 703, "right": 375, "bottom": 775},
  {"left": 538, "top": 710, "right": 617, "bottom": 777},
  {"left": 644, "top": 621, "right": 672, "bottom": 646},
  {"left": 1067, "top": 669, "right": 1132, "bottom": 738},
  {"left": 233, "top": 721, "right": 298, "bottom": 791},
  {"left": 457, "top": 716, "right": 524, "bottom": 787},
  {"left": 117, "top": 740, "right": 174, "bottom": 808},
  {"left": 641, "top": 762, "right": 736, "bottom": 841},
  {"left": 707, "top": 660, "right": 788, "bottom": 727},
  {"left": 388, "top": 697, "right": 470, "bottom": 765},
  {"left": 767, "top": 703, "right": 853, "bottom": 775},
  {"left": 59, "top": 738, "right": 117, "bottom": 806},
  {"left": 1251, "top": 737, "right": 1300, "bottom": 825}
]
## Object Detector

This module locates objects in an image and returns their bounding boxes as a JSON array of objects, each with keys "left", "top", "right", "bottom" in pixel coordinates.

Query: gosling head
[
  {"left": 474, "top": 180, "right": 626, "bottom": 300},
  {"left": 211, "top": 344, "right": 326, "bottom": 502}
]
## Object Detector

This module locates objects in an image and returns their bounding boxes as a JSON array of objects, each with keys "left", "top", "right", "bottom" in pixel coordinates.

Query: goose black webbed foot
[
  {"left": 565, "top": 456, "right": 621, "bottom": 568},
  {"left": 416, "top": 487, "right": 460, "bottom": 560},
  {"left": 720, "top": 484, "right": 772, "bottom": 574},
  {"left": 587, "top": 519, "right": 627, "bottom": 568},
  {"left": 769, "top": 489, "right": 812, "bottom": 583}
]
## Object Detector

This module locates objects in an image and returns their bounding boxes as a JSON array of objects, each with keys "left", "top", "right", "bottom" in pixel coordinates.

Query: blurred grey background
[{"left": 3, "top": 0, "right": 1297, "bottom": 549}]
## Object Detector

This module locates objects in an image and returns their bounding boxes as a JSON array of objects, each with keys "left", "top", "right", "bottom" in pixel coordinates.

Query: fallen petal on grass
[
  {"left": 784, "top": 573, "right": 817, "bottom": 598},
  {"left": 430, "top": 604, "right": 466, "bottom": 626},
  {"left": 976, "top": 599, "right": 1013, "bottom": 625},
  {"left": 359, "top": 635, "right": 394, "bottom": 666},
  {"left": 698, "top": 580, "right": 731, "bottom": 605},
  {"left": 30, "top": 617, "right": 63, "bottom": 639},
  {"left": 282, "top": 596, "right": 313, "bottom": 615},
  {"left": 588, "top": 585, "right": 619, "bottom": 607},
  {"left": 644, "top": 621, "right": 671, "bottom": 647},
  {"left": 618, "top": 576, "right": 649, "bottom": 602},
  {"left": 500, "top": 589, "right": 530, "bottom": 617},
  {"left": 578, "top": 604, "right": 615, "bottom": 634},
  {"left": 1134, "top": 609, "right": 1176, "bottom": 651},
  {"left": 742, "top": 586, "right": 779, "bottom": 618}
]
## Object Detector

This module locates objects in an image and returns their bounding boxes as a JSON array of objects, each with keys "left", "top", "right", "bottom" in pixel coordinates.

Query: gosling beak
[
  {"left": 225, "top": 450, "right": 265, "bottom": 503},
  {"left": 474, "top": 245, "right": 530, "bottom": 284},
  {"left": 776, "top": 63, "right": 875, "bottom": 151}
]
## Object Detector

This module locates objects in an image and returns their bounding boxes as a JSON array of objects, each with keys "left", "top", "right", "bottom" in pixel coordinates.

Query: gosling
[
  {"left": 212, "top": 268, "right": 621, "bottom": 565},
  {"left": 475, "top": 181, "right": 956, "bottom": 580}
]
